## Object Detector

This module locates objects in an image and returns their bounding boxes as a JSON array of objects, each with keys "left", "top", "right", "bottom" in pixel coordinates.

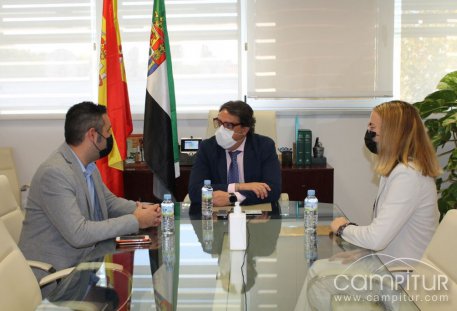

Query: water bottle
[
  {"left": 161, "top": 233, "right": 175, "bottom": 271},
  {"left": 161, "top": 193, "right": 174, "bottom": 235},
  {"left": 201, "top": 179, "right": 213, "bottom": 217},
  {"left": 304, "top": 189, "right": 318, "bottom": 232},
  {"left": 304, "top": 230, "right": 318, "bottom": 266},
  {"left": 202, "top": 215, "right": 214, "bottom": 251}
]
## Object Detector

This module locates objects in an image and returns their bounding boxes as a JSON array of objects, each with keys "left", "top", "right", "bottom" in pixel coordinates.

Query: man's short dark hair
[
  {"left": 65, "top": 101, "right": 106, "bottom": 145},
  {"left": 219, "top": 100, "right": 256, "bottom": 134}
]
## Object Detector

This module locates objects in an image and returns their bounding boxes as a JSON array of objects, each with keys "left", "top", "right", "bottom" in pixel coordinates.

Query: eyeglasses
[
  {"left": 94, "top": 127, "right": 112, "bottom": 139},
  {"left": 213, "top": 118, "right": 241, "bottom": 130}
]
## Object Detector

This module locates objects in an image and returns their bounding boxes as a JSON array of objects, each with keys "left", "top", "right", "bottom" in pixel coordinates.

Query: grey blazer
[{"left": 19, "top": 143, "right": 139, "bottom": 277}]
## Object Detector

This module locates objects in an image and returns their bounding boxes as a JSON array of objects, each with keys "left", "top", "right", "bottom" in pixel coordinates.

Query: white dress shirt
[{"left": 226, "top": 138, "right": 246, "bottom": 202}]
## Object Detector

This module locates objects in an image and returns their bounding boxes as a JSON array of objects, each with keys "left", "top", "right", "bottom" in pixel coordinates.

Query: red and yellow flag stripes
[{"left": 97, "top": 0, "right": 133, "bottom": 197}]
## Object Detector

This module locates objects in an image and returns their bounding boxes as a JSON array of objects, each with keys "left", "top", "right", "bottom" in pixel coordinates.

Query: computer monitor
[{"left": 180, "top": 138, "right": 202, "bottom": 153}]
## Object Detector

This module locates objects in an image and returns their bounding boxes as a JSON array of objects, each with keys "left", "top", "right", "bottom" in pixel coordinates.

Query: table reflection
[
  {"left": 37, "top": 202, "right": 418, "bottom": 311},
  {"left": 189, "top": 211, "right": 281, "bottom": 295}
]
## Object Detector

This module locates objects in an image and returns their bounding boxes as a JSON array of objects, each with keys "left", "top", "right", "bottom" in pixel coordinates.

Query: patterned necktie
[{"left": 228, "top": 150, "right": 242, "bottom": 184}]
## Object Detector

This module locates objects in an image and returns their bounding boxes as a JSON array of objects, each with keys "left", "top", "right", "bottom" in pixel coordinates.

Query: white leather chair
[
  {"left": 0, "top": 220, "right": 76, "bottom": 311},
  {"left": 401, "top": 209, "right": 457, "bottom": 310},
  {"left": 0, "top": 179, "right": 124, "bottom": 310},
  {"left": 0, "top": 174, "right": 70, "bottom": 278},
  {"left": 296, "top": 213, "right": 457, "bottom": 310},
  {"left": 0, "top": 174, "right": 23, "bottom": 243},
  {"left": 0, "top": 219, "right": 43, "bottom": 310},
  {"left": 0, "top": 182, "right": 114, "bottom": 310},
  {"left": 0, "top": 147, "right": 22, "bottom": 207}
]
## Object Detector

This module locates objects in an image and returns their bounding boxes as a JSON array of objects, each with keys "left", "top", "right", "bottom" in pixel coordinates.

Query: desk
[
  {"left": 38, "top": 202, "right": 418, "bottom": 311},
  {"left": 123, "top": 162, "right": 191, "bottom": 203},
  {"left": 124, "top": 162, "right": 334, "bottom": 203}
]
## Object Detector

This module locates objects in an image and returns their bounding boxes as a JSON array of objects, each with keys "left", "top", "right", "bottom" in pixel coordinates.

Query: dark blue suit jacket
[{"left": 188, "top": 133, "right": 281, "bottom": 205}]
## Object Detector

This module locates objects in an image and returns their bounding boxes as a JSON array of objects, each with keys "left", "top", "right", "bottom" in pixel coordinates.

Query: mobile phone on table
[
  {"left": 245, "top": 210, "right": 262, "bottom": 215},
  {"left": 116, "top": 234, "right": 151, "bottom": 245},
  {"left": 216, "top": 209, "right": 229, "bottom": 219}
]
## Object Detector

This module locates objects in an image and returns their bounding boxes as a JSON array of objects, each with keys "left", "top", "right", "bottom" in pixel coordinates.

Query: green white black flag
[{"left": 143, "top": 0, "right": 180, "bottom": 199}]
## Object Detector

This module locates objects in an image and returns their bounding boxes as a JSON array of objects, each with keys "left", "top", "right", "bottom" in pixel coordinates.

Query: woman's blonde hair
[{"left": 374, "top": 100, "right": 441, "bottom": 177}]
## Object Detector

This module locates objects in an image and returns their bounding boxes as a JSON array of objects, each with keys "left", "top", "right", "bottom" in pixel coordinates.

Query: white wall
[{"left": 0, "top": 112, "right": 379, "bottom": 224}]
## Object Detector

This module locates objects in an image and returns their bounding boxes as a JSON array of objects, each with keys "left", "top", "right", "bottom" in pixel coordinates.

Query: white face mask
[{"left": 215, "top": 126, "right": 237, "bottom": 149}]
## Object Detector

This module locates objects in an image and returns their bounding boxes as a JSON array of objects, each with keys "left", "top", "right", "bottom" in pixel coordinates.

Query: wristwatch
[
  {"left": 228, "top": 193, "right": 237, "bottom": 205},
  {"left": 335, "top": 222, "right": 358, "bottom": 238}
]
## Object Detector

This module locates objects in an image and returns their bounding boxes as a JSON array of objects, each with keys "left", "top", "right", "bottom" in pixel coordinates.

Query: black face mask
[
  {"left": 364, "top": 130, "right": 378, "bottom": 154},
  {"left": 95, "top": 132, "right": 114, "bottom": 159}
]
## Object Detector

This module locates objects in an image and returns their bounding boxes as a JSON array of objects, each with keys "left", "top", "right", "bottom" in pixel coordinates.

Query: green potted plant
[{"left": 414, "top": 71, "right": 457, "bottom": 220}]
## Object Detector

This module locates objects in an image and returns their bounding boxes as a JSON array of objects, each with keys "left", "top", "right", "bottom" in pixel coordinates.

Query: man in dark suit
[{"left": 188, "top": 100, "right": 281, "bottom": 208}]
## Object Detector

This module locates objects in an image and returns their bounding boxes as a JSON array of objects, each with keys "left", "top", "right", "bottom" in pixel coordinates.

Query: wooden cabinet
[
  {"left": 124, "top": 162, "right": 334, "bottom": 203},
  {"left": 281, "top": 164, "right": 334, "bottom": 203},
  {"left": 123, "top": 162, "right": 192, "bottom": 202}
]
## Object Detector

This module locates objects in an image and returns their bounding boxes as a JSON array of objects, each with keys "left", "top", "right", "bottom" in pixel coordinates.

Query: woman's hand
[{"left": 330, "top": 217, "right": 349, "bottom": 234}]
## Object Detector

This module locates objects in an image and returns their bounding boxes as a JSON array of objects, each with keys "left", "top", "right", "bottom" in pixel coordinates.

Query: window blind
[
  {"left": 0, "top": 0, "right": 240, "bottom": 115},
  {"left": 0, "top": 1, "right": 95, "bottom": 115},
  {"left": 1, "top": 0, "right": 457, "bottom": 116},
  {"left": 246, "top": 0, "right": 395, "bottom": 99}
]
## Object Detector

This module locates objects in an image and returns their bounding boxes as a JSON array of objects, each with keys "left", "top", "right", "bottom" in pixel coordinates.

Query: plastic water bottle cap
[
  {"left": 204, "top": 179, "right": 211, "bottom": 186},
  {"left": 164, "top": 194, "right": 172, "bottom": 200},
  {"left": 307, "top": 189, "right": 315, "bottom": 196}
]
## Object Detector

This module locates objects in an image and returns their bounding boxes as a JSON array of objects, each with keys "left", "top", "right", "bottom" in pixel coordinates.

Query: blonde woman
[{"left": 331, "top": 100, "right": 441, "bottom": 261}]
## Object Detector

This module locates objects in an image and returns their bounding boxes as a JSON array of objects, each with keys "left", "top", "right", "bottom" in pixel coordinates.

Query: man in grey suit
[{"left": 19, "top": 102, "right": 161, "bottom": 294}]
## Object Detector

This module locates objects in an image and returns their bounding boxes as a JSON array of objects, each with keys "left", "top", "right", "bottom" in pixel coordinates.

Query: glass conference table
[{"left": 37, "top": 202, "right": 419, "bottom": 311}]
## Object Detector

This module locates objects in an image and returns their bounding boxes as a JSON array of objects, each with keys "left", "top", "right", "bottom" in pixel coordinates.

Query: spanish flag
[
  {"left": 143, "top": 0, "right": 180, "bottom": 200},
  {"left": 97, "top": 0, "right": 133, "bottom": 197}
]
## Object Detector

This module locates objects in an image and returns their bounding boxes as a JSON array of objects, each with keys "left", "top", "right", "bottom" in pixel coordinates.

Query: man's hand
[
  {"left": 238, "top": 182, "right": 271, "bottom": 199},
  {"left": 133, "top": 203, "right": 162, "bottom": 228},
  {"left": 213, "top": 190, "right": 230, "bottom": 207},
  {"left": 330, "top": 217, "right": 349, "bottom": 234}
]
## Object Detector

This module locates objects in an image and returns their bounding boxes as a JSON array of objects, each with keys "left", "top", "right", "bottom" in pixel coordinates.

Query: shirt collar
[
  {"left": 68, "top": 144, "right": 96, "bottom": 177},
  {"left": 238, "top": 137, "right": 246, "bottom": 152},
  {"left": 227, "top": 137, "right": 246, "bottom": 154}
]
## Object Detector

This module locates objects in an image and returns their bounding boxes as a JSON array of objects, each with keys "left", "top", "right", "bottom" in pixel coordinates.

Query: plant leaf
[
  {"left": 424, "top": 89, "right": 457, "bottom": 102},
  {"left": 445, "top": 149, "right": 457, "bottom": 171},
  {"left": 437, "top": 71, "right": 457, "bottom": 92},
  {"left": 442, "top": 112, "right": 457, "bottom": 127},
  {"left": 418, "top": 71, "right": 457, "bottom": 221},
  {"left": 438, "top": 197, "right": 456, "bottom": 222},
  {"left": 436, "top": 177, "right": 443, "bottom": 190},
  {"left": 414, "top": 91, "right": 457, "bottom": 118}
]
